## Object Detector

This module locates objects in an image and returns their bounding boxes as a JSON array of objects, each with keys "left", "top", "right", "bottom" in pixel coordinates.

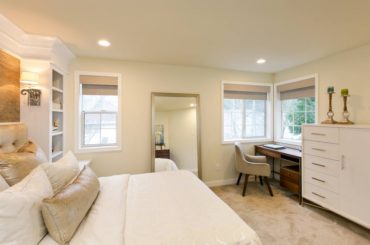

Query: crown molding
[{"left": 0, "top": 15, "right": 75, "bottom": 72}]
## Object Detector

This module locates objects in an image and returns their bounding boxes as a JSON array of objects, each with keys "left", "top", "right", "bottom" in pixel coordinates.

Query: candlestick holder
[
  {"left": 337, "top": 95, "right": 354, "bottom": 124},
  {"left": 321, "top": 93, "right": 337, "bottom": 124}
]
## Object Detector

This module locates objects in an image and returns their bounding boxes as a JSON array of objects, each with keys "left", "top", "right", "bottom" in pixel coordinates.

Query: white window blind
[
  {"left": 223, "top": 84, "right": 270, "bottom": 100},
  {"left": 277, "top": 78, "right": 315, "bottom": 100},
  {"left": 81, "top": 75, "right": 118, "bottom": 96}
]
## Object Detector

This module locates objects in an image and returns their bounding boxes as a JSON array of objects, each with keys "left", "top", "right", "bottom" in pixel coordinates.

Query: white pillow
[
  {"left": 0, "top": 175, "right": 9, "bottom": 191},
  {"left": 41, "top": 151, "right": 81, "bottom": 194},
  {"left": 0, "top": 166, "right": 53, "bottom": 245}
]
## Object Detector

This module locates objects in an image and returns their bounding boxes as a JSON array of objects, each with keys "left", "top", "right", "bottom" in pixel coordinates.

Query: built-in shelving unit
[{"left": 50, "top": 68, "right": 64, "bottom": 162}]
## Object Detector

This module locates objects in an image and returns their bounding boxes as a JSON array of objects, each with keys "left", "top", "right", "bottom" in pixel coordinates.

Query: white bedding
[
  {"left": 40, "top": 171, "right": 261, "bottom": 245},
  {"left": 155, "top": 158, "right": 179, "bottom": 172},
  {"left": 124, "top": 170, "right": 261, "bottom": 245},
  {"left": 40, "top": 174, "right": 130, "bottom": 245}
]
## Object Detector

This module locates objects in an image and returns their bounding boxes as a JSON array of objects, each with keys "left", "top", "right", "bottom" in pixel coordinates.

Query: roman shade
[
  {"left": 277, "top": 78, "right": 315, "bottom": 100},
  {"left": 224, "top": 84, "right": 270, "bottom": 100},
  {"left": 80, "top": 75, "right": 118, "bottom": 96}
]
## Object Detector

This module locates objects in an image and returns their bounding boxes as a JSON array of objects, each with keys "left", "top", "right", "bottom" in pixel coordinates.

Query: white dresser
[{"left": 302, "top": 124, "right": 370, "bottom": 229}]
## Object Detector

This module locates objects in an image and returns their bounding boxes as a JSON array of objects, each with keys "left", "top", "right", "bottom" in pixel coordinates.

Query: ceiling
[
  {"left": 1, "top": 0, "right": 370, "bottom": 72},
  {"left": 155, "top": 97, "right": 196, "bottom": 112}
]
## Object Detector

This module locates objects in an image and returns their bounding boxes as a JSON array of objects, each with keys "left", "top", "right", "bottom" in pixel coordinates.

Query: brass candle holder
[
  {"left": 338, "top": 95, "right": 354, "bottom": 124},
  {"left": 321, "top": 92, "right": 337, "bottom": 124}
]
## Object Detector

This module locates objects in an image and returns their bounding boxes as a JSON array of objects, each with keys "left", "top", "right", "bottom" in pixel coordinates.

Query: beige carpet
[{"left": 212, "top": 181, "right": 370, "bottom": 245}]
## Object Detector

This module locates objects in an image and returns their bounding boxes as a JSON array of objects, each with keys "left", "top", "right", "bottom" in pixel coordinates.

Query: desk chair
[{"left": 234, "top": 142, "right": 273, "bottom": 197}]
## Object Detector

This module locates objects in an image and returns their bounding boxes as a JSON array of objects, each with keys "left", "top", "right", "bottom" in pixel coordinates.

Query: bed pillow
[
  {"left": 0, "top": 153, "right": 41, "bottom": 186},
  {"left": 0, "top": 175, "right": 9, "bottom": 191},
  {"left": 18, "top": 140, "right": 48, "bottom": 162},
  {"left": 0, "top": 166, "right": 53, "bottom": 245},
  {"left": 41, "top": 151, "right": 81, "bottom": 194},
  {"left": 0, "top": 140, "right": 47, "bottom": 186},
  {"left": 41, "top": 166, "right": 100, "bottom": 244}
]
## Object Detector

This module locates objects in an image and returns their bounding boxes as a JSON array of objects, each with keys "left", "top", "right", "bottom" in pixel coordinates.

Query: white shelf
[
  {"left": 52, "top": 131, "right": 63, "bottom": 136},
  {"left": 52, "top": 87, "right": 63, "bottom": 93},
  {"left": 51, "top": 151, "right": 63, "bottom": 159}
]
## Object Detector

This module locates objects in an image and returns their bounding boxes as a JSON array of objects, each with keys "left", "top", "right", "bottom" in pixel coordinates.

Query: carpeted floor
[{"left": 212, "top": 180, "right": 370, "bottom": 245}]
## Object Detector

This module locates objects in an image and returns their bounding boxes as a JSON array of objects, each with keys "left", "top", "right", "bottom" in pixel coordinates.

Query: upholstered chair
[{"left": 234, "top": 142, "right": 273, "bottom": 196}]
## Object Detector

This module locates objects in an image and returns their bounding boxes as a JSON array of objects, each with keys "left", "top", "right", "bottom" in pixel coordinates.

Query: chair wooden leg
[
  {"left": 242, "top": 174, "right": 249, "bottom": 196},
  {"left": 236, "top": 173, "right": 242, "bottom": 185},
  {"left": 264, "top": 177, "right": 274, "bottom": 196},
  {"left": 259, "top": 176, "right": 263, "bottom": 186}
]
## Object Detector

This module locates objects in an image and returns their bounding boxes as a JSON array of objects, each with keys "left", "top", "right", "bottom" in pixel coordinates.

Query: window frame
[
  {"left": 274, "top": 74, "right": 319, "bottom": 146},
  {"left": 221, "top": 80, "right": 273, "bottom": 144},
  {"left": 75, "top": 71, "right": 122, "bottom": 153}
]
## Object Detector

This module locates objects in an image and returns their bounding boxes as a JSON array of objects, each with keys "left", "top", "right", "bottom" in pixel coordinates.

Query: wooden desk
[{"left": 255, "top": 145, "right": 302, "bottom": 204}]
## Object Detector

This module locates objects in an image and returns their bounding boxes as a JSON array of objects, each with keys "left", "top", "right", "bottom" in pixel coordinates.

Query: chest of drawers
[{"left": 302, "top": 124, "right": 370, "bottom": 229}]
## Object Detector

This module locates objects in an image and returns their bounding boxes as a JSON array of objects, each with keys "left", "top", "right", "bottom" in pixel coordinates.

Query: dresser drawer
[
  {"left": 303, "top": 154, "right": 340, "bottom": 177},
  {"left": 303, "top": 140, "right": 340, "bottom": 160},
  {"left": 304, "top": 168, "right": 339, "bottom": 193},
  {"left": 304, "top": 182, "right": 339, "bottom": 210},
  {"left": 303, "top": 126, "right": 339, "bottom": 143}
]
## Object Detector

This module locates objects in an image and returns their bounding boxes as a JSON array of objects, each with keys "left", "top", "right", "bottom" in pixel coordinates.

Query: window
[
  {"left": 76, "top": 73, "right": 121, "bottom": 152},
  {"left": 222, "top": 82, "right": 272, "bottom": 143},
  {"left": 275, "top": 76, "right": 317, "bottom": 143}
]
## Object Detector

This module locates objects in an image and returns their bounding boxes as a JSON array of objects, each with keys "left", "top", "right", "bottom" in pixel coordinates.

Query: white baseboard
[
  {"left": 205, "top": 178, "right": 238, "bottom": 187},
  {"left": 205, "top": 176, "right": 261, "bottom": 187}
]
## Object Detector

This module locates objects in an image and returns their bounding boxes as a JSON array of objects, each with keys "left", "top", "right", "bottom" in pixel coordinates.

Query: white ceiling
[
  {"left": 155, "top": 97, "right": 196, "bottom": 112},
  {"left": 1, "top": 0, "right": 370, "bottom": 72}
]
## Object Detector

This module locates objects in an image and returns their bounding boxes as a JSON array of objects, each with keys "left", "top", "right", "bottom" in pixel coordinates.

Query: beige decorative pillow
[
  {"left": 41, "top": 166, "right": 100, "bottom": 244},
  {"left": 41, "top": 151, "right": 81, "bottom": 194},
  {"left": 0, "top": 141, "right": 47, "bottom": 186},
  {"left": 0, "top": 152, "right": 42, "bottom": 186},
  {"left": 18, "top": 140, "right": 48, "bottom": 163},
  {"left": 0, "top": 166, "right": 53, "bottom": 245},
  {"left": 0, "top": 175, "right": 9, "bottom": 191}
]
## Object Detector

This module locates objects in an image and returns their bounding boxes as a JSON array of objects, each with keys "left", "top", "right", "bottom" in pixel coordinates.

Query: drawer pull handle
[
  {"left": 312, "top": 192, "right": 326, "bottom": 199},
  {"left": 311, "top": 133, "right": 326, "bottom": 136},
  {"left": 312, "top": 177, "right": 326, "bottom": 183},
  {"left": 312, "top": 162, "right": 326, "bottom": 167},
  {"left": 312, "top": 148, "right": 326, "bottom": 152},
  {"left": 341, "top": 155, "right": 345, "bottom": 170}
]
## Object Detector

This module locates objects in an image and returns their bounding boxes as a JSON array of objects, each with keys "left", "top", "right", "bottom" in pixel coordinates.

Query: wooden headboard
[{"left": 0, "top": 49, "right": 20, "bottom": 123}]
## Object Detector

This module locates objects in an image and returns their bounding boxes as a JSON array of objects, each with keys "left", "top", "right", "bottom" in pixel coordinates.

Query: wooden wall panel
[{"left": 0, "top": 49, "right": 20, "bottom": 122}]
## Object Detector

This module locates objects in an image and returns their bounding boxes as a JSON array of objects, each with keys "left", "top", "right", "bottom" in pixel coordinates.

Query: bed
[
  {"left": 39, "top": 170, "right": 261, "bottom": 245},
  {"left": 1, "top": 124, "right": 261, "bottom": 245},
  {"left": 154, "top": 157, "right": 179, "bottom": 172}
]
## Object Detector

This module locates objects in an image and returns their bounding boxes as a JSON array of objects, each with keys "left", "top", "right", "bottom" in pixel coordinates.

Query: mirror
[{"left": 151, "top": 93, "right": 201, "bottom": 179}]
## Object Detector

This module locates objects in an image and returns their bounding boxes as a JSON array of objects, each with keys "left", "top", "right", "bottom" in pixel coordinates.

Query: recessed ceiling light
[
  {"left": 98, "top": 40, "right": 111, "bottom": 47},
  {"left": 256, "top": 58, "right": 266, "bottom": 64},
  {"left": 190, "top": 103, "right": 196, "bottom": 107}
]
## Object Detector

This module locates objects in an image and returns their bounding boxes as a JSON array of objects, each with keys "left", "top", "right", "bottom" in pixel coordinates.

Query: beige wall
[
  {"left": 275, "top": 43, "right": 370, "bottom": 124},
  {"left": 65, "top": 58, "right": 273, "bottom": 183}
]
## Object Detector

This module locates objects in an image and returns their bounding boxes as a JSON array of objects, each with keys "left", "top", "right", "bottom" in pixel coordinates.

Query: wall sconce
[{"left": 20, "top": 71, "right": 41, "bottom": 106}]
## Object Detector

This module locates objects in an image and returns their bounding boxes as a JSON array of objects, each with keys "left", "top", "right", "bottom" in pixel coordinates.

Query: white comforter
[
  {"left": 40, "top": 171, "right": 261, "bottom": 245},
  {"left": 125, "top": 170, "right": 261, "bottom": 245}
]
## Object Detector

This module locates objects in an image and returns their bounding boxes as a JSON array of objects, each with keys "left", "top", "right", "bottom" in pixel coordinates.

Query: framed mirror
[{"left": 151, "top": 92, "right": 202, "bottom": 179}]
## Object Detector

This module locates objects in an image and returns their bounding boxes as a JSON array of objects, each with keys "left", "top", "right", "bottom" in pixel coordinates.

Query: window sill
[
  {"left": 222, "top": 138, "right": 273, "bottom": 145},
  {"left": 76, "top": 145, "right": 121, "bottom": 154}
]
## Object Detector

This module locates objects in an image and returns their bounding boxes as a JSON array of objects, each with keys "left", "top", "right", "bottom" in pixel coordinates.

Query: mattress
[{"left": 124, "top": 170, "right": 261, "bottom": 245}]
